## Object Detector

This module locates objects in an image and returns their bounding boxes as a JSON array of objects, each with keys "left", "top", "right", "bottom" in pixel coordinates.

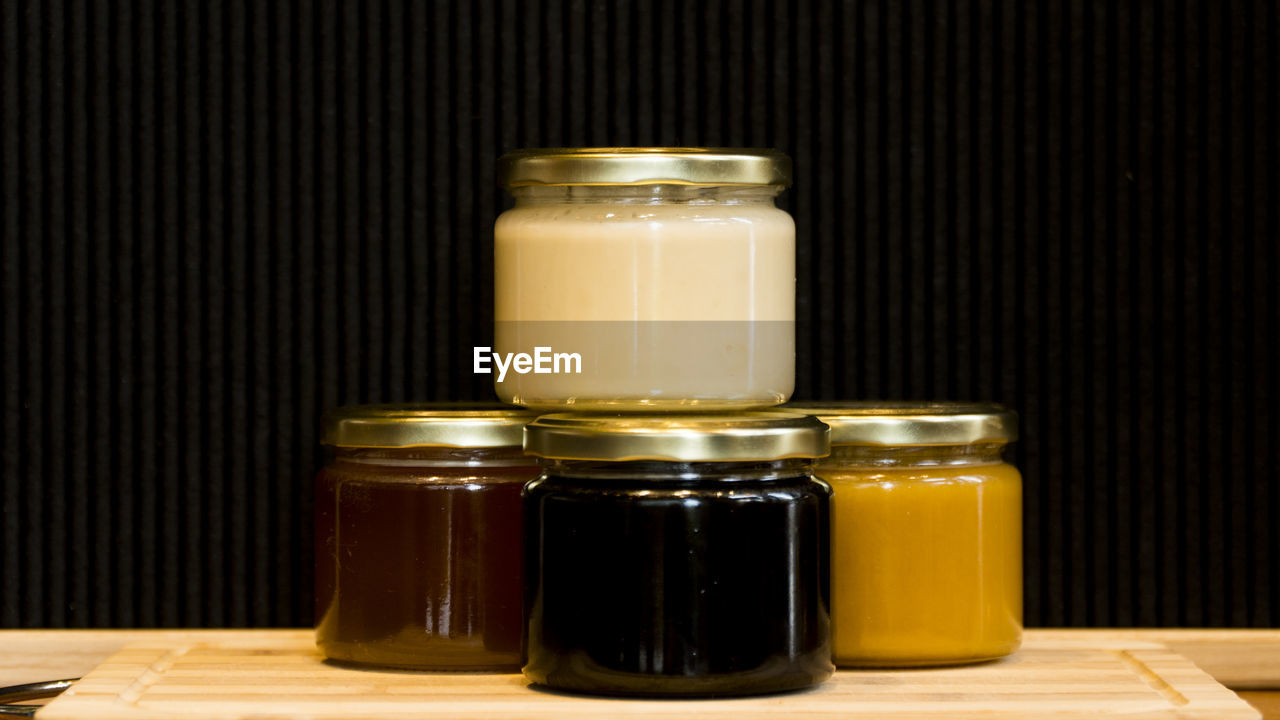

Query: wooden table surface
[{"left": 1, "top": 629, "right": 1277, "bottom": 718}]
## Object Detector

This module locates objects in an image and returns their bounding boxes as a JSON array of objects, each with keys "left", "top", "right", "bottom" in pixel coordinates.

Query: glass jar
[
  {"left": 493, "top": 148, "right": 795, "bottom": 411},
  {"left": 522, "top": 412, "right": 832, "bottom": 697},
  {"left": 791, "top": 403, "right": 1022, "bottom": 667},
  {"left": 314, "top": 404, "right": 539, "bottom": 670}
]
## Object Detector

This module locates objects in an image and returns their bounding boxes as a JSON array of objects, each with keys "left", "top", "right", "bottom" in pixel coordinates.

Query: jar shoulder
[
  {"left": 317, "top": 462, "right": 540, "bottom": 486},
  {"left": 495, "top": 203, "right": 795, "bottom": 229},
  {"left": 815, "top": 461, "right": 1022, "bottom": 486}
]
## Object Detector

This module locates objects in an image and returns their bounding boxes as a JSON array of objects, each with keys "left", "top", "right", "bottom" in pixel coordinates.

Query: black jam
[{"left": 523, "top": 459, "right": 833, "bottom": 697}]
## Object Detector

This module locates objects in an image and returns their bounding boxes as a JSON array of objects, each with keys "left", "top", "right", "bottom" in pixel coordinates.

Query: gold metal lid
[
  {"left": 498, "top": 147, "right": 792, "bottom": 188},
  {"left": 321, "top": 403, "right": 536, "bottom": 449},
  {"left": 785, "top": 402, "right": 1017, "bottom": 446},
  {"left": 524, "top": 412, "right": 829, "bottom": 462}
]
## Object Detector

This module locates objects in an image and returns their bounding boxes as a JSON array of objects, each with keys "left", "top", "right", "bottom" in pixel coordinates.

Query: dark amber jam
[
  {"left": 315, "top": 445, "right": 539, "bottom": 670},
  {"left": 523, "top": 458, "right": 833, "bottom": 697}
]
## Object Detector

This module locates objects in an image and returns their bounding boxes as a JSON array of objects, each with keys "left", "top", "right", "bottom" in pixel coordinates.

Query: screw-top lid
[
  {"left": 321, "top": 403, "right": 535, "bottom": 449},
  {"left": 524, "top": 412, "right": 829, "bottom": 462},
  {"left": 498, "top": 147, "right": 792, "bottom": 188},
  {"left": 786, "top": 402, "right": 1018, "bottom": 446}
]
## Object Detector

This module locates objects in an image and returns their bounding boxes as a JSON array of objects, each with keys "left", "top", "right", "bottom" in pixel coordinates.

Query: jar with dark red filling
[{"left": 314, "top": 404, "right": 538, "bottom": 670}]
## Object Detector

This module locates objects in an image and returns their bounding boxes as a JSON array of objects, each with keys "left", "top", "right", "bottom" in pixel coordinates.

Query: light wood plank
[
  {"left": 8, "top": 630, "right": 1277, "bottom": 688},
  {"left": 1032, "top": 630, "right": 1280, "bottom": 690},
  {"left": 0, "top": 630, "right": 240, "bottom": 686},
  {"left": 30, "top": 630, "right": 1259, "bottom": 719}
]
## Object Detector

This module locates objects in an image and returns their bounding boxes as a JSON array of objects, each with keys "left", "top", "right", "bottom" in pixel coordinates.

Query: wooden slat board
[
  {"left": 36, "top": 630, "right": 1259, "bottom": 719},
  {"left": 1031, "top": 629, "right": 1280, "bottom": 691}
]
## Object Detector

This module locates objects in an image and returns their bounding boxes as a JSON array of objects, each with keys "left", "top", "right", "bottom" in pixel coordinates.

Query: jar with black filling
[
  {"left": 522, "top": 412, "right": 833, "bottom": 697},
  {"left": 314, "top": 404, "right": 539, "bottom": 670}
]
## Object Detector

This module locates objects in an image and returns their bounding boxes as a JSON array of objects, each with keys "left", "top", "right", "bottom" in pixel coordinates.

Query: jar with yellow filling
[{"left": 790, "top": 402, "right": 1022, "bottom": 667}]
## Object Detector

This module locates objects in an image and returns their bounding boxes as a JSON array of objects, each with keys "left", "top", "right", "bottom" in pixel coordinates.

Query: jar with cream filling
[
  {"left": 494, "top": 148, "right": 795, "bottom": 411},
  {"left": 790, "top": 402, "right": 1022, "bottom": 667},
  {"left": 522, "top": 412, "right": 832, "bottom": 697},
  {"left": 314, "top": 404, "right": 538, "bottom": 670}
]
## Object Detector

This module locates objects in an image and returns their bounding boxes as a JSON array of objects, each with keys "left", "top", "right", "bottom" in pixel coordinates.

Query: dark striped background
[{"left": 1, "top": 0, "right": 1277, "bottom": 628}]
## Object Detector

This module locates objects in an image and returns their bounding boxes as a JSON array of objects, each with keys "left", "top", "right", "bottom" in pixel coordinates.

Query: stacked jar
[{"left": 493, "top": 147, "right": 796, "bottom": 411}]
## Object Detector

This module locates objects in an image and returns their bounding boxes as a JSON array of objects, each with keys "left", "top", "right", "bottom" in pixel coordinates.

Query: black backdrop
[{"left": 1, "top": 0, "right": 1277, "bottom": 629}]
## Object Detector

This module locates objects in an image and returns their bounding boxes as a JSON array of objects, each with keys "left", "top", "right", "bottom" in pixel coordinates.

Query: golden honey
[{"left": 792, "top": 403, "right": 1022, "bottom": 667}]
